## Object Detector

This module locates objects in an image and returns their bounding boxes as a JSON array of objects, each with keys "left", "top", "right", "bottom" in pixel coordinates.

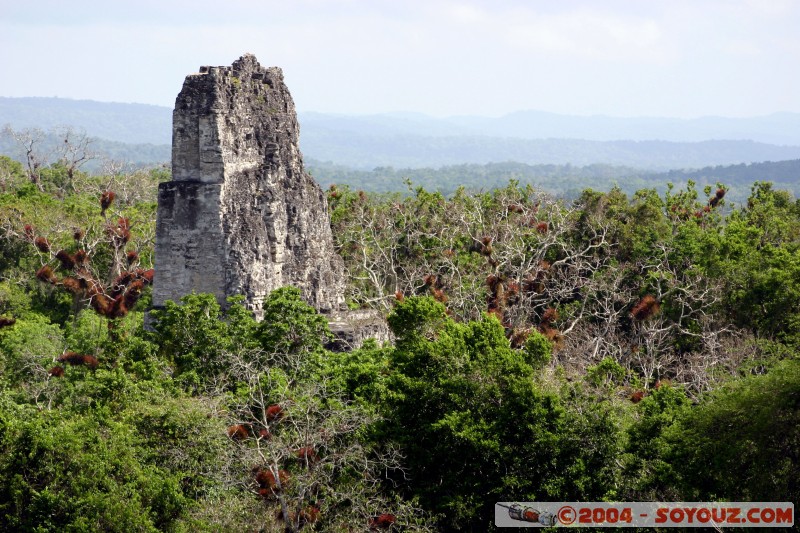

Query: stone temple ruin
[{"left": 153, "top": 54, "right": 385, "bottom": 348}]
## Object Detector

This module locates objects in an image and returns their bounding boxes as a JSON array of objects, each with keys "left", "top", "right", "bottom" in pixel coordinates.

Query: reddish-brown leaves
[
  {"left": 541, "top": 307, "right": 559, "bottom": 325},
  {"left": 369, "top": 513, "right": 397, "bottom": 529},
  {"left": 100, "top": 191, "right": 115, "bottom": 213},
  {"left": 506, "top": 281, "right": 520, "bottom": 299},
  {"left": 56, "top": 352, "right": 99, "bottom": 369},
  {"left": 523, "top": 261, "right": 550, "bottom": 294},
  {"left": 295, "top": 446, "right": 317, "bottom": 464},
  {"left": 106, "top": 217, "right": 131, "bottom": 246},
  {"left": 35, "top": 266, "right": 57, "bottom": 284},
  {"left": 123, "top": 280, "right": 145, "bottom": 309},
  {"left": 55, "top": 250, "right": 75, "bottom": 271},
  {"left": 27, "top": 193, "right": 154, "bottom": 324},
  {"left": 271, "top": 469, "right": 290, "bottom": 489},
  {"left": 708, "top": 187, "right": 726, "bottom": 208},
  {"left": 510, "top": 328, "right": 530, "bottom": 349},
  {"left": 423, "top": 274, "right": 450, "bottom": 304},
  {"left": 254, "top": 468, "right": 271, "bottom": 486},
  {"left": 227, "top": 424, "right": 250, "bottom": 441},
  {"left": 431, "top": 287, "right": 448, "bottom": 304},
  {"left": 109, "top": 295, "right": 128, "bottom": 319},
  {"left": 485, "top": 274, "right": 517, "bottom": 328},
  {"left": 81, "top": 354, "right": 99, "bottom": 370},
  {"left": 111, "top": 272, "right": 135, "bottom": 297},
  {"left": 479, "top": 236, "right": 493, "bottom": 256},
  {"left": 538, "top": 324, "right": 563, "bottom": 350},
  {"left": 90, "top": 293, "right": 113, "bottom": 316},
  {"left": 82, "top": 269, "right": 151, "bottom": 319},
  {"left": 34, "top": 237, "right": 50, "bottom": 253},
  {"left": 487, "top": 307, "right": 504, "bottom": 323},
  {"left": 74, "top": 249, "right": 89, "bottom": 266},
  {"left": 266, "top": 404, "right": 284, "bottom": 422},
  {"left": 279, "top": 506, "right": 321, "bottom": 526},
  {"left": 137, "top": 268, "right": 154, "bottom": 284},
  {"left": 60, "top": 277, "right": 82, "bottom": 294},
  {"left": 298, "top": 506, "right": 320, "bottom": 525},
  {"left": 254, "top": 467, "right": 290, "bottom": 495},
  {"left": 631, "top": 295, "right": 660, "bottom": 321},
  {"left": 536, "top": 221, "right": 548, "bottom": 234}
]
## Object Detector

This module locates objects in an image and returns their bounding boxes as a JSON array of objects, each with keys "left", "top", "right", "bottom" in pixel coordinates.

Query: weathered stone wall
[
  {"left": 154, "top": 182, "right": 226, "bottom": 304},
  {"left": 154, "top": 54, "right": 346, "bottom": 319}
]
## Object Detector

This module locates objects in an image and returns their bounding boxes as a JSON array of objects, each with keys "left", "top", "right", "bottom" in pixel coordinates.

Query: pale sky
[{"left": 1, "top": 0, "right": 799, "bottom": 118}]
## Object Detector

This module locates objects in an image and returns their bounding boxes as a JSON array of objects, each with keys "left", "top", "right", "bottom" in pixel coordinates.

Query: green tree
[
  {"left": 0, "top": 313, "right": 63, "bottom": 393},
  {"left": 712, "top": 182, "right": 800, "bottom": 347},
  {"left": 381, "top": 297, "right": 623, "bottom": 531},
  {"left": 666, "top": 359, "right": 800, "bottom": 502},
  {"left": 0, "top": 155, "right": 26, "bottom": 192},
  {"left": 623, "top": 384, "right": 690, "bottom": 499},
  {"left": 255, "top": 286, "right": 331, "bottom": 358},
  {"left": 0, "top": 389, "right": 213, "bottom": 532}
]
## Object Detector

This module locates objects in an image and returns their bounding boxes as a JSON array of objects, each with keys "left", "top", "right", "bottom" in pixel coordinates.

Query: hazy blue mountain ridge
[
  {"left": 2, "top": 97, "right": 799, "bottom": 192},
  {"left": 300, "top": 131, "right": 800, "bottom": 170},
  {"left": 4, "top": 96, "right": 800, "bottom": 146},
  {"left": 0, "top": 97, "right": 172, "bottom": 145}
]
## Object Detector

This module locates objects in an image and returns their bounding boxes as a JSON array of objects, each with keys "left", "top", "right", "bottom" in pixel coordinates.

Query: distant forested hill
[
  {"left": 0, "top": 97, "right": 172, "bottom": 145},
  {"left": 301, "top": 132, "right": 800, "bottom": 170},
  {"left": 3, "top": 97, "right": 800, "bottom": 171},
  {"left": 643, "top": 159, "right": 800, "bottom": 187},
  {"left": 308, "top": 158, "right": 800, "bottom": 203}
]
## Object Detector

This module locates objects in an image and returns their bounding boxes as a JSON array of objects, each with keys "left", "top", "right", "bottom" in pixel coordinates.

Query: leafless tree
[
  {"left": 53, "top": 126, "right": 95, "bottom": 191},
  {"left": 220, "top": 347, "right": 432, "bottom": 532},
  {"left": 2, "top": 125, "right": 49, "bottom": 190},
  {"left": 332, "top": 185, "right": 743, "bottom": 396}
]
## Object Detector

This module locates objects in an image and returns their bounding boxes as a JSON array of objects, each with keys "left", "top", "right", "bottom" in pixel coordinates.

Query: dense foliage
[{"left": 0, "top": 157, "right": 797, "bottom": 531}]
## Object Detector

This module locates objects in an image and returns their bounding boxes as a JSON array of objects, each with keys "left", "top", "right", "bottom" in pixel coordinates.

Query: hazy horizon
[
  {"left": 2, "top": 1, "right": 799, "bottom": 119},
  {"left": 4, "top": 95, "right": 800, "bottom": 122}
]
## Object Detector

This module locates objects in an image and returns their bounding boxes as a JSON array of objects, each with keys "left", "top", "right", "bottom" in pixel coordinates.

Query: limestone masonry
[{"left": 154, "top": 54, "right": 347, "bottom": 320}]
